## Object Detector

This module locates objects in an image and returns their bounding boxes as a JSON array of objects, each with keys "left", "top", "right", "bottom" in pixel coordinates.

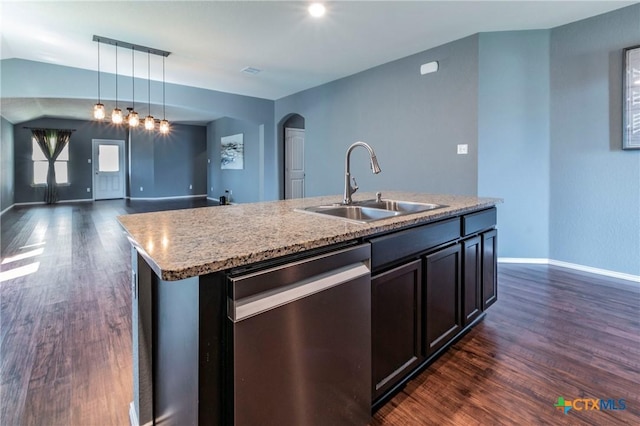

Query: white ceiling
[{"left": 1, "top": 0, "right": 637, "bottom": 124}]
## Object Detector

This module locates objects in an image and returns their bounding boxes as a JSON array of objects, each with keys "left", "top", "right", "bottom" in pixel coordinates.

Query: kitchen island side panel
[
  {"left": 132, "top": 250, "right": 153, "bottom": 426},
  {"left": 133, "top": 248, "right": 228, "bottom": 425},
  {"left": 154, "top": 274, "right": 200, "bottom": 425}
]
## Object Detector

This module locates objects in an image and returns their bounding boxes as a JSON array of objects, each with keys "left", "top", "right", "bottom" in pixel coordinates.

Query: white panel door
[
  {"left": 93, "top": 139, "right": 125, "bottom": 200},
  {"left": 285, "top": 128, "right": 305, "bottom": 199}
]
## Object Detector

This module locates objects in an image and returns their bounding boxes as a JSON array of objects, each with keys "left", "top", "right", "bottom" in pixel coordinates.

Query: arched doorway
[{"left": 281, "top": 114, "right": 305, "bottom": 199}]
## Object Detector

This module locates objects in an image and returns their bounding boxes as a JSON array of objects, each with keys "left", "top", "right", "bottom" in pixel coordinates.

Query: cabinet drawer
[
  {"left": 370, "top": 218, "right": 460, "bottom": 270},
  {"left": 462, "top": 208, "right": 496, "bottom": 236}
]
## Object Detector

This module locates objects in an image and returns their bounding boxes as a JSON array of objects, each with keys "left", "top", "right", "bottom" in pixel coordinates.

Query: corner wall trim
[
  {"left": 129, "top": 402, "right": 138, "bottom": 426},
  {"left": 128, "top": 401, "right": 153, "bottom": 426},
  {"left": 498, "top": 257, "right": 640, "bottom": 283}
]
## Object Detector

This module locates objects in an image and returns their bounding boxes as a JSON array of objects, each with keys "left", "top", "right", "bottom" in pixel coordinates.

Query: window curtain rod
[{"left": 23, "top": 127, "right": 76, "bottom": 132}]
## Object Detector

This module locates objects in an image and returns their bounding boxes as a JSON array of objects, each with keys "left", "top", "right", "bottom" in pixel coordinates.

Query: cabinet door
[
  {"left": 424, "top": 244, "right": 462, "bottom": 357},
  {"left": 462, "top": 236, "right": 482, "bottom": 326},
  {"left": 482, "top": 229, "right": 498, "bottom": 310},
  {"left": 372, "top": 259, "right": 422, "bottom": 399}
]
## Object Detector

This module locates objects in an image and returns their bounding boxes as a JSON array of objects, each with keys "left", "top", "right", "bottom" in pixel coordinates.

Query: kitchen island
[{"left": 118, "top": 192, "right": 501, "bottom": 425}]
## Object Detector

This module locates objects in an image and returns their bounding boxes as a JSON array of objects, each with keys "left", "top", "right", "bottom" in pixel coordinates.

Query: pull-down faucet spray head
[
  {"left": 344, "top": 141, "right": 382, "bottom": 205},
  {"left": 370, "top": 154, "right": 381, "bottom": 174}
]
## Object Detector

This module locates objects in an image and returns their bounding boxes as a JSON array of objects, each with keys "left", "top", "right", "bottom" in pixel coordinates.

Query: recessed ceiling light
[{"left": 308, "top": 3, "right": 326, "bottom": 18}]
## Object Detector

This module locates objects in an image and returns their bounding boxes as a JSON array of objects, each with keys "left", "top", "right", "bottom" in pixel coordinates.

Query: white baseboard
[
  {"left": 498, "top": 257, "right": 640, "bottom": 283},
  {"left": 498, "top": 257, "right": 549, "bottom": 264},
  {"left": 0, "top": 204, "right": 14, "bottom": 216},
  {"left": 13, "top": 198, "right": 93, "bottom": 207},
  {"left": 127, "top": 194, "right": 207, "bottom": 201}
]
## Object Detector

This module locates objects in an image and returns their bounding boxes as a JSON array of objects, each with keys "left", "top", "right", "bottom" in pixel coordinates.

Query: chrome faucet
[{"left": 343, "top": 141, "right": 381, "bottom": 204}]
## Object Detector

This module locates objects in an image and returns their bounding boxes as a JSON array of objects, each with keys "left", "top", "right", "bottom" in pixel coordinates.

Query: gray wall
[
  {"left": 275, "top": 6, "right": 640, "bottom": 276},
  {"left": 1, "top": 116, "right": 15, "bottom": 212},
  {"left": 550, "top": 4, "right": 640, "bottom": 275},
  {"left": 275, "top": 35, "right": 479, "bottom": 199},
  {"left": 13, "top": 118, "right": 129, "bottom": 203},
  {"left": 1, "top": 58, "right": 278, "bottom": 200},
  {"left": 208, "top": 117, "right": 263, "bottom": 203},
  {"left": 130, "top": 124, "right": 207, "bottom": 198},
  {"left": 13, "top": 118, "right": 206, "bottom": 203},
  {"left": 478, "top": 31, "right": 551, "bottom": 259}
]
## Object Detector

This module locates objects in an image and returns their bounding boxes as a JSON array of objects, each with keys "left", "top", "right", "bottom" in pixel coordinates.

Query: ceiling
[{"left": 1, "top": 0, "right": 637, "bottom": 124}]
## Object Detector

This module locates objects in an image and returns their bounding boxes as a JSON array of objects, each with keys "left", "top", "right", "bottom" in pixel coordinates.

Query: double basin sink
[{"left": 297, "top": 199, "right": 446, "bottom": 223}]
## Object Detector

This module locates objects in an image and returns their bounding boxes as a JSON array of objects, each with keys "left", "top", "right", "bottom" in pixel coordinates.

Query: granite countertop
[{"left": 117, "top": 192, "right": 501, "bottom": 281}]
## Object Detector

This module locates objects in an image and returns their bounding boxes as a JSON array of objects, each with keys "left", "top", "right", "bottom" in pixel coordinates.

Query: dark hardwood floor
[
  {"left": 372, "top": 265, "right": 640, "bottom": 425},
  {"left": 1, "top": 199, "right": 215, "bottom": 426},
  {"left": 2, "top": 200, "right": 639, "bottom": 425}
]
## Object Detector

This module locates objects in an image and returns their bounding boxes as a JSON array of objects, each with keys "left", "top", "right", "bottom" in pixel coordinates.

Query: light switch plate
[{"left": 457, "top": 144, "right": 468, "bottom": 155}]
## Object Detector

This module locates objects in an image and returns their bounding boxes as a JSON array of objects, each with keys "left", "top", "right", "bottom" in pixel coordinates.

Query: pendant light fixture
[
  {"left": 111, "top": 43, "right": 123, "bottom": 124},
  {"left": 93, "top": 40, "right": 105, "bottom": 120},
  {"left": 144, "top": 51, "right": 155, "bottom": 130},
  {"left": 159, "top": 55, "right": 170, "bottom": 134},
  {"left": 93, "top": 36, "right": 170, "bottom": 133},
  {"left": 128, "top": 47, "right": 140, "bottom": 127}
]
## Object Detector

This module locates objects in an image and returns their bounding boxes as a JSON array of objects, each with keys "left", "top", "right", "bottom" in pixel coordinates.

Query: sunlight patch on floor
[
  {"left": 0, "top": 262, "right": 40, "bottom": 283},
  {"left": 1, "top": 248, "right": 45, "bottom": 265}
]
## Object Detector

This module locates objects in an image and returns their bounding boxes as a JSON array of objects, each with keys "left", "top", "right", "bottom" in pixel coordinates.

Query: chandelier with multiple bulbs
[{"left": 92, "top": 35, "right": 171, "bottom": 134}]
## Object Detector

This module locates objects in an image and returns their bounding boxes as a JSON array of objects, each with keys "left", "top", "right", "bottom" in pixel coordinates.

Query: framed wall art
[
  {"left": 221, "top": 133, "right": 244, "bottom": 169},
  {"left": 623, "top": 45, "right": 640, "bottom": 150}
]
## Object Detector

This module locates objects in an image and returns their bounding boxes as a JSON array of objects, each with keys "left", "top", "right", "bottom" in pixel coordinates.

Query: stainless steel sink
[
  {"left": 298, "top": 205, "right": 401, "bottom": 223},
  {"left": 296, "top": 199, "right": 446, "bottom": 223},
  {"left": 353, "top": 199, "right": 445, "bottom": 213}
]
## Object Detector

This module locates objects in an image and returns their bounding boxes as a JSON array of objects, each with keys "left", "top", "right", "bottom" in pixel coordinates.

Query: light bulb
[
  {"left": 93, "top": 103, "right": 105, "bottom": 120},
  {"left": 128, "top": 111, "right": 140, "bottom": 127},
  {"left": 145, "top": 115, "right": 155, "bottom": 130},
  {"left": 308, "top": 3, "right": 326, "bottom": 18},
  {"left": 159, "top": 119, "right": 170, "bottom": 134},
  {"left": 112, "top": 108, "right": 123, "bottom": 124}
]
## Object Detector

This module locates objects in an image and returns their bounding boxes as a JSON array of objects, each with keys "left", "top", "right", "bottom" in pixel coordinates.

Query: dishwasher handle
[
  {"left": 229, "top": 262, "right": 370, "bottom": 323},
  {"left": 228, "top": 243, "right": 371, "bottom": 300}
]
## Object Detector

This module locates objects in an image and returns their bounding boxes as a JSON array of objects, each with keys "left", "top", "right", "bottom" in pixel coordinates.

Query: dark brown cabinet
[
  {"left": 370, "top": 207, "right": 498, "bottom": 408},
  {"left": 371, "top": 259, "right": 422, "bottom": 399},
  {"left": 423, "top": 244, "right": 462, "bottom": 357},
  {"left": 462, "top": 236, "right": 482, "bottom": 326},
  {"left": 482, "top": 229, "right": 498, "bottom": 310}
]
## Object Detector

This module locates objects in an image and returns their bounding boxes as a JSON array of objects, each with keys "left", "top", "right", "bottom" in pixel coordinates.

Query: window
[
  {"left": 98, "top": 145, "right": 119, "bottom": 172},
  {"left": 32, "top": 138, "right": 69, "bottom": 185}
]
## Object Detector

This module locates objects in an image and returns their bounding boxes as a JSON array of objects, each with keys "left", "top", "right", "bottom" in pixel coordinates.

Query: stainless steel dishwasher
[{"left": 227, "top": 243, "right": 372, "bottom": 426}]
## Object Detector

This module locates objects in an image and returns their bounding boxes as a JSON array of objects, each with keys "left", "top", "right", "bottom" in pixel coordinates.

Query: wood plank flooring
[
  {"left": 1, "top": 199, "right": 215, "bottom": 426},
  {"left": 372, "top": 264, "right": 640, "bottom": 425},
  {"left": 2, "top": 200, "right": 639, "bottom": 425}
]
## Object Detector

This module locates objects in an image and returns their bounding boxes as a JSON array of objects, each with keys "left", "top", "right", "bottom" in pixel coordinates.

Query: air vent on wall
[{"left": 241, "top": 66, "right": 262, "bottom": 75}]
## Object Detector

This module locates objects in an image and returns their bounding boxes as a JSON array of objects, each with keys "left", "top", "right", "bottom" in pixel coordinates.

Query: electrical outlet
[
  {"left": 211, "top": 187, "right": 213, "bottom": 191},
  {"left": 208, "top": 159, "right": 211, "bottom": 164},
  {"left": 189, "top": 184, "right": 192, "bottom": 190},
  {"left": 140, "top": 187, "right": 143, "bottom": 192},
  {"left": 87, "top": 158, "right": 91, "bottom": 163},
  {"left": 457, "top": 144, "right": 468, "bottom": 155},
  {"left": 86, "top": 187, "right": 91, "bottom": 192}
]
